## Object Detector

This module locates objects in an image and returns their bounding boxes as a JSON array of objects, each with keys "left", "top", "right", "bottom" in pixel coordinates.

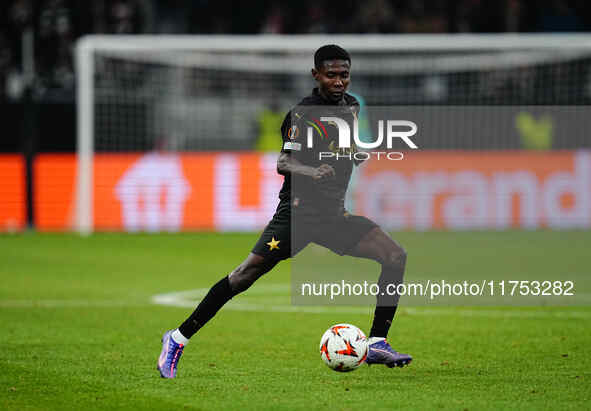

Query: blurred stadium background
[{"left": 1, "top": 0, "right": 591, "bottom": 233}]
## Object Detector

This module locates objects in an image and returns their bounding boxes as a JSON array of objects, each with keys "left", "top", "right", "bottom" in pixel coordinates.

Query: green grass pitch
[{"left": 1, "top": 231, "right": 590, "bottom": 410}]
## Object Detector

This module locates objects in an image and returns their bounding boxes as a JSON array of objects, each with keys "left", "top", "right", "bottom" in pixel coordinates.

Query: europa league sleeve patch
[{"left": 283, "top": 142, "right": 302, "bottom": 151}]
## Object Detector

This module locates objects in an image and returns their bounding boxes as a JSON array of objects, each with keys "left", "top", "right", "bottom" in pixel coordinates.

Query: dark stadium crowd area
[
  {"left": 1, "top": 0, "right": 591, "bottom": 102},
  {"left": 1, "top": 0, "right": 591, "bottom": 154}
]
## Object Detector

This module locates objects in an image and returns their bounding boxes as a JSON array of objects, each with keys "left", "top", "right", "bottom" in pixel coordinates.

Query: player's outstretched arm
[{"left": 277, "top": 153, "right": 335, "bottom": 180}]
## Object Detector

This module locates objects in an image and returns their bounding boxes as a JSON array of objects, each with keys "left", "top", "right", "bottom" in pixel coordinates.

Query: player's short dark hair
[{"left": 314, "top": 45, "right": 351, "bottom": 69}]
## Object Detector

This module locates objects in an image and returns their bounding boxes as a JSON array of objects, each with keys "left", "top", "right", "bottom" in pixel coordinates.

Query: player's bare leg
[
  {"left": 158, "top": 253, "right": 278, "bottom": 378},
  {"left": 347, "top": 227, "right": 412, "bottom": 368}
]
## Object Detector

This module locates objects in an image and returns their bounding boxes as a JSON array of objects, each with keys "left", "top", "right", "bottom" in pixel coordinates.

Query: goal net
[{"left": 75, "top": 34, "right": 591, "bottom": 233}]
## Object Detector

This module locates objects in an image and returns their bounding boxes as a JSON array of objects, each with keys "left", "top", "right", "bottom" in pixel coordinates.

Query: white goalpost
[{"left": 75, "top": 34, "right": 591, "bottom": 234}]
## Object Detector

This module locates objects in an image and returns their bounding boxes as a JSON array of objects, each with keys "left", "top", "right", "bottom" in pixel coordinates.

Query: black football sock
[
  {"left": 178, "top": 275, "right": 235, "bottom": 339},
  {"left": 369, "top": 259, "right": 405, "bottom": 338},
  {"left": 369, "top": 305, "right": 398, "bottom": 338}
]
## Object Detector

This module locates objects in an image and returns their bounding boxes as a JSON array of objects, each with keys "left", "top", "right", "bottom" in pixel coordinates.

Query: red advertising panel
[
  {"left": 355, "top": 151, "right": 591, "bottom": 230},
  {"left": 32, "top": 151, "right": 591, "bottom": 231},
  {"left": 34, "top": 152, "right": 282, "bottom": 231},
  {"left": 0, "top": 155, "right": 25, "bottom": 231}
]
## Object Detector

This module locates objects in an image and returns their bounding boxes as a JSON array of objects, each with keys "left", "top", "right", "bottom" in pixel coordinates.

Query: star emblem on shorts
[{"left": 267, "top": 237, "right": 280, "bottom": 251}]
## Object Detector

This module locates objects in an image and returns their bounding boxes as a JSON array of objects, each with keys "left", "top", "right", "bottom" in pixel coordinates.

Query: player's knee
[
  {"left": 228, "top": 260, "right": 271, "bottom": 294},
  {"left": 229, "top": 264, "right": 256, "bottom": 294},
  {"left": 383, "top": 246, "right": 407, "bottom": 270}
]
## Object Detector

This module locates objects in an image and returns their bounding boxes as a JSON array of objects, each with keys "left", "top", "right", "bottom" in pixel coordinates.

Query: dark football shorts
[{"left": 251, "top": 201, "right": 379, "bottom": 262}]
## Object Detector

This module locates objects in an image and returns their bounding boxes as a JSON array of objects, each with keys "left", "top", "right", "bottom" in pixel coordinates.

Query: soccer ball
[{"left": 319, "top": 323, "right": 369, "bottom": 372}]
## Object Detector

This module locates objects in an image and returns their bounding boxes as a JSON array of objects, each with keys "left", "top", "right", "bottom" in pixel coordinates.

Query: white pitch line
[
  {"left": 0, "top": 299, "right": 146, "bottom": 308},
  {"left": 150, "top": 285, "right": 591, "bottom": 318},
  {"left": 2, "top": 285, "right": 588, "bottom": 317}
]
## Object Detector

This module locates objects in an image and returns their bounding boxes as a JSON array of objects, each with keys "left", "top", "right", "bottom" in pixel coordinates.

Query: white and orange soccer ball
[{"left": 319, "top": 323, "right": 369, "bottom": 372}]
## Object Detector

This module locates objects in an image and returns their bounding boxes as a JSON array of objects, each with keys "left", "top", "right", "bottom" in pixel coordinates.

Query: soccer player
[{"left": 157, "top": 45, "right": 412, "bottom": 378}]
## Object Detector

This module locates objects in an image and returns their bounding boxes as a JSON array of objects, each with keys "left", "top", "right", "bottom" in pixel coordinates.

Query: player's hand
[{"left": 312, "top": 164, "right": 336, "bottom": 180}]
